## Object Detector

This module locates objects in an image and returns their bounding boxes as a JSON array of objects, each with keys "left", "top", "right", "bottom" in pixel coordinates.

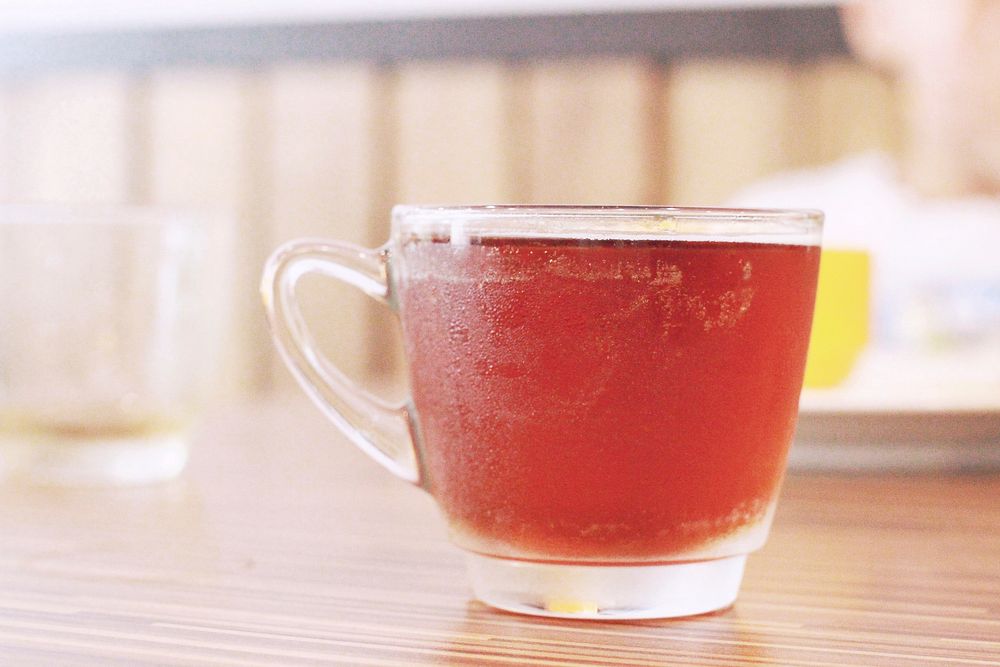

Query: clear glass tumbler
[
  {"left": 262, "top": 205, "right": 822, "bottom": 619},
  {"left": 0, "top": 205, "right": 230, "bottom": 485}
]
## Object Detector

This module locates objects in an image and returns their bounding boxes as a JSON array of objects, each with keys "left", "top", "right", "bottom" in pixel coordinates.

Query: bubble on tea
[
  {"left": 677, "top": 286, "right": 756, "bottom": 333},
  {"left": 665, "top": 497, "right": 770, "bottom": 542},
  {"left": 545, "top": 252, "right": 684, "bottom": 286},
  {"left": 447, "top": 320, "right": 470, "bottom": 344},
  {"left": 579, "top": 522, "right": 631, "bottom": 539},
  {"left": 651, "top": 260, "right": 683, "bottom": 287}
]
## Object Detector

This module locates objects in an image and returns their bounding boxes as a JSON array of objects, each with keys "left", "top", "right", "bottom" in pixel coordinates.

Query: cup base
[
  {"left": 465, "top": 552, "right": 746, "bottom": 620},
  {"left": 1, "top": 432, "right": 189, "bottom": 486}
]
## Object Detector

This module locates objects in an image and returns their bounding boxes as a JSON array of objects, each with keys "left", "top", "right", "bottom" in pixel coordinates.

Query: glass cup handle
[{"left": 261, "top": 239, "right": 421, "bottom": 485}]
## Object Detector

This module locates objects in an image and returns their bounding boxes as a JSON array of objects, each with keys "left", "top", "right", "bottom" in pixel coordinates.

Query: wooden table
[{"left": 2, "top": 399, "right": 998, "bottom": 666}]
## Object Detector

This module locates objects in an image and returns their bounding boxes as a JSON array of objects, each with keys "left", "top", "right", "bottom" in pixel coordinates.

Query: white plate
[{"left": 792, "top": 348, "right": 1000, "bottom": 471}]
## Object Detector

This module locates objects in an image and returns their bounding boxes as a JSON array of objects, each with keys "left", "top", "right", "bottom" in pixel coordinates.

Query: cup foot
[
  {"left": 465, "top": 552, "right": 746, "bottom": 620},
  {"left": 1, "top": 433, "right": 189, "bottom": 486}
]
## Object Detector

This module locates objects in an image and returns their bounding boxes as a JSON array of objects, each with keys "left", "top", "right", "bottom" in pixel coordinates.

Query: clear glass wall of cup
[
  {"left": 0, "top": 206, "right": 230, "bottom": 486},
  {"left": 262, "top": 206, "right": 822, "bottom": 619}
]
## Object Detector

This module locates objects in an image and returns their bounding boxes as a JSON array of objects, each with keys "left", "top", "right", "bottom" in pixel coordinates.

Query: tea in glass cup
[{"left": 262, "top": 206, "right": 821, "bottom": 619}]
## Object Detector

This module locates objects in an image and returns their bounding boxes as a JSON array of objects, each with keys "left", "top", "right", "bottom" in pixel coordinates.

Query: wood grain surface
[{"left": 1, "top": 400, "right": 997, "bottom": 666}]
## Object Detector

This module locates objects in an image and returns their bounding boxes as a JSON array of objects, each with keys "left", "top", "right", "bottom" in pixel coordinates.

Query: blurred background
[{"left": 0, "top": 0, "right": 904, "bottom": 399}]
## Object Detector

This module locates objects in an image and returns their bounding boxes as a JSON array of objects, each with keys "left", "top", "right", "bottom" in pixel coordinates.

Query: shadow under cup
[
  {"left": 263, "top": 205, "right": 823, "bottom": 619},
  {"left": 0, "top": 206, "right": 230, "bottom": 486}
]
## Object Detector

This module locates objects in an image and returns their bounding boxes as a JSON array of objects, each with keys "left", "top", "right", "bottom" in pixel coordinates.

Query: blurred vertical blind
[{"left": 0, "top": 57, "right": 899, "bottom": 396}]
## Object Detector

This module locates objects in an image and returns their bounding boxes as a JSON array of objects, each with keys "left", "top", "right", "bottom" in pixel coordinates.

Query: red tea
[{"left": 397, "top": 237, "right": 819, "bottom": 563}]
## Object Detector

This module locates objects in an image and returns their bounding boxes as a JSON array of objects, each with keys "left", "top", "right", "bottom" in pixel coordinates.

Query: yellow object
[
  {"left": 804, "top": 249, "right": 871, "bottom": 388},
  {"left": 545, "top": 599, "right": 600, "bottom": 614}
]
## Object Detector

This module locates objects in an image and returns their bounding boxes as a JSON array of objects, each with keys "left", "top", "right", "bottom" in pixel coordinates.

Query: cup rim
[
  {"left": 392, "top": 205, "right": 823, "bottom": 244},
  {"left": 393, "top": 204, "right": 822, "bottom": 222}
]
